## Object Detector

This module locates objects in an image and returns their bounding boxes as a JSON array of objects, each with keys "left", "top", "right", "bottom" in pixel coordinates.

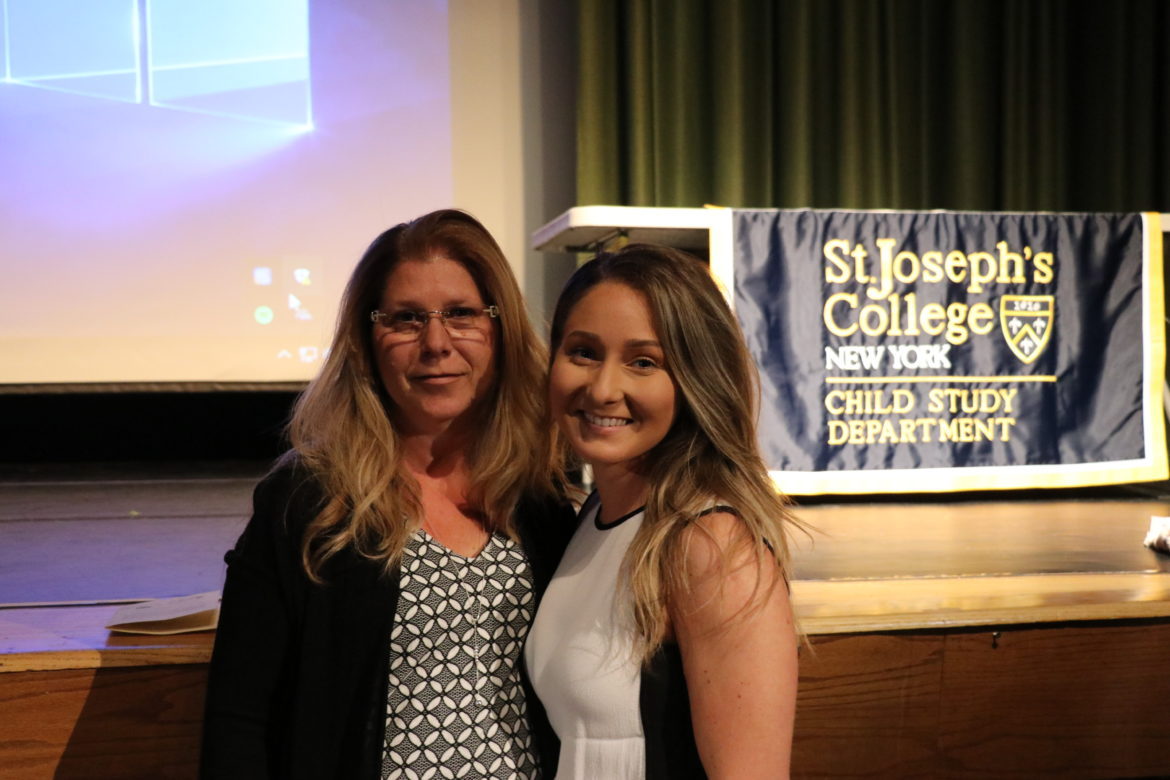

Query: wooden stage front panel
[{"left": 794, "top": 621, "right": 1170, "bottom": 779}]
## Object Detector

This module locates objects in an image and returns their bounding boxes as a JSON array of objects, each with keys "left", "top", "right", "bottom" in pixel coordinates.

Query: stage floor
[
  {"left": 2, "top": 464, "right": 1169, "bottom": 610},
  {"left": 0, "top": 464, "right": 262, "bottom": 606}
]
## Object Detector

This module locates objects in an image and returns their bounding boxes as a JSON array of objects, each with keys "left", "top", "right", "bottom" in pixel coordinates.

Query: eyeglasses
[{"left": 370, "top": 305, "right": 499, "bottom": 340}]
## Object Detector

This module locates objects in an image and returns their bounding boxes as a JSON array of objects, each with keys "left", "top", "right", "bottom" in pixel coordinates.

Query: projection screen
[{"left": 0, "top": 0, "right": 454, "bottom": 386}]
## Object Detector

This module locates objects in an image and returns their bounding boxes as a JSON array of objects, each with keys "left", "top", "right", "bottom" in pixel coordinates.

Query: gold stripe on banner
[
  {"left": 773, "top": 462, "right": 1159, "bottom": 495},
  {"left": 1139, "top": 212, "right": 1168, "bottom": 481},
  {"left": 826, "top": 376, "right": 1057, "bottom": 384}
]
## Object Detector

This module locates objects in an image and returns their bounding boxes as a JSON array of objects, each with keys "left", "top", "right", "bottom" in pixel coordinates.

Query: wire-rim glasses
[{"left": 370, "top": 305, "right": 499, "bottom": 341}]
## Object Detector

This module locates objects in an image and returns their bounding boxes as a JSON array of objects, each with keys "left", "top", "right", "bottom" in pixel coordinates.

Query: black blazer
[{"left": 200, "top": 454, "right": 575, "bottom": 779}]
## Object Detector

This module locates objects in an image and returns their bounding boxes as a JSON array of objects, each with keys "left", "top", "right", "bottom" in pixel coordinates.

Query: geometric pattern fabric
[{"left": 382, "top": 530, "right": 539, "bottom": 779}]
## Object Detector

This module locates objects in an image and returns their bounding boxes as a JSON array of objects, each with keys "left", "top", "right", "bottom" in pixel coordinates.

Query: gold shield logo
[{"left": 1000, "top": 295, "right": 1054, "bottom": 364}]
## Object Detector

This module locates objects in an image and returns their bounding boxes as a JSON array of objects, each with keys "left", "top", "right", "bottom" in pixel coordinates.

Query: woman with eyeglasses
[{"left": 201, "top": 209, "right": 574, "bottom": 779}]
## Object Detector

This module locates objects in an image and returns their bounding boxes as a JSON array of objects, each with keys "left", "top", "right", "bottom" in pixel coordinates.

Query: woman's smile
[
  {"left": 412, "top": 371, "right": 465, "bottom": 384},
  {"left": 577, "top": 410, "right": 632, "bottom": 429}
]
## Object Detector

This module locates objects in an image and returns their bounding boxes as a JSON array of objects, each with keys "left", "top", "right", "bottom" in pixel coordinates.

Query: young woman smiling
[{"left": 526, "top": 244, "right": 801, "bottom": 779}]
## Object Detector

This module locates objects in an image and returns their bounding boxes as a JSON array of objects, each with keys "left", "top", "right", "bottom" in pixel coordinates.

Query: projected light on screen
[
  {"left": 1, "top": 0, "right": 139, "bottom": 103},
  {"left": 148, "top": 0, "right": 312, "bottom": 129},
  {"left": 1, "top": 0, "right": 312, "bottom": 129},
  {"left": 0, "top": 0, "right": 453, "bottom": 386}
]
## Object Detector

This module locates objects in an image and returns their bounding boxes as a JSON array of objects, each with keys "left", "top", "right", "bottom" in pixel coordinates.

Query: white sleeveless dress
[{"left": 525, "top": 500, "right": 648, "bottom": 779}]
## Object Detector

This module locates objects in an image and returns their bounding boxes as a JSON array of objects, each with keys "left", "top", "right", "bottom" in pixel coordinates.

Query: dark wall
[{"left": 0, "top": 391, "right": 298, "bottom": 468}]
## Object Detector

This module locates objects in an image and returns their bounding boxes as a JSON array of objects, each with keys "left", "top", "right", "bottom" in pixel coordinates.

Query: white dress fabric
[
  {"left": 382, "top": 529, "right": 538, "bottom": 779},
  {"left": 525, "top": 501, "right": 647, "bottom": 780}
]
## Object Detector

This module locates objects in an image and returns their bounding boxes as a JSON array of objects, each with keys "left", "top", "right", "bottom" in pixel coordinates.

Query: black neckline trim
[
  {"left": 594, "top": 503, "right": 646, "bottom": 530},
  {"left": 588, "top": 501, "right": 739, "bottom": 531}
]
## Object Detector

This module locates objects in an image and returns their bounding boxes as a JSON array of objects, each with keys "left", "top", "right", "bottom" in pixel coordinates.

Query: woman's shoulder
[
  {"left": 255, "top": 449, "right": 324, "bottom": 498},
  {"left": 240, "top": 451, "right": 328, "bottom": 544},
  {"left": 680, "top": 506, "right": 744, "bottom": 545},
  {"left": 513, "top": 488, "right": 580, "bottom": 556},
  {"left": 668, "top": 499, "right": 756, "bottom": 575},
  {"left": 654, "top": 497, "right": 739, "bottom": 531},
  {"left": 515, "top": 486, "right": 579, "bottom": 524}
]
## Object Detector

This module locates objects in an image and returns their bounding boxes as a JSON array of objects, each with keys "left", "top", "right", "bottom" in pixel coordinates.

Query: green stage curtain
[{"left": 577, "top": 0, "right": 1170, "bottom": 212}]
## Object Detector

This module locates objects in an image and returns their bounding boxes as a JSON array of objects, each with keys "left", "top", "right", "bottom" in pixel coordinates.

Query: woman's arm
[
  {"left": 200, "top": 465, "right": 306, "bottom": 779},
  {"left": 670, "top": 511, "right": 798, "bottom": 779}
]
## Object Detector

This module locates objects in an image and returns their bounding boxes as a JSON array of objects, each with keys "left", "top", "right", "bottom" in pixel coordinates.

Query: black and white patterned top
[{"left": 381, "top": 529, "right": 539, "bottom": 780}]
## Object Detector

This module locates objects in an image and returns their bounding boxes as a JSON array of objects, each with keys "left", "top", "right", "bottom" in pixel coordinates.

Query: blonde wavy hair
[
  {"left": 290, "top": 209, "right": 557, "bottom": 581},
  {"left": 548, "top": 244, "right": 799, "bottom": 661}
]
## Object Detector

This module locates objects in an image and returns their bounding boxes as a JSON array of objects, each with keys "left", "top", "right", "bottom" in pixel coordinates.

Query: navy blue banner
[{"left": 729, "top": 209, "right": 1166, "bottom": 493}]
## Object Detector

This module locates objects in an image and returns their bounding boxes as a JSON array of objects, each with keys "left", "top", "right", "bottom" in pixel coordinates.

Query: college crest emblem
[{"left": 1000, "top": 295, "right": 1054, "bottom": 364}]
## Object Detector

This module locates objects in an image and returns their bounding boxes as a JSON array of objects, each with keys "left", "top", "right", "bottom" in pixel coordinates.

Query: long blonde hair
[
  {"left": 548, "top": 244, "right": 798, "bottom": 660},
  {"left": 290, "top": 209, "right": 558, "bottom": 581}
]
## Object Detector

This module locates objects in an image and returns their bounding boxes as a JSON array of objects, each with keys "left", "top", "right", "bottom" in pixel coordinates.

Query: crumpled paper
[{"left": 1143, "top": 516, "right": 1170, "bottom": 555}]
